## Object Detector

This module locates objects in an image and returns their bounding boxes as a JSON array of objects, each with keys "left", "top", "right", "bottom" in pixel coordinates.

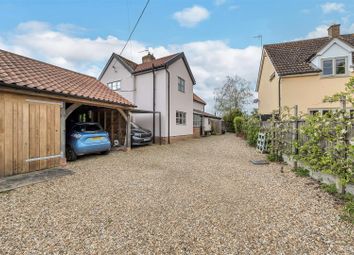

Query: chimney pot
[
  {"left": 142, "top": 52, "right": 155, "bottom": 63},
  {"left": 328, "top": 24, "right": 340, "bottom": 38}
]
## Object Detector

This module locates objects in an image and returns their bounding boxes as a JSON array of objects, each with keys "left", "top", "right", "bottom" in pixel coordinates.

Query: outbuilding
[{"left": 0, "top": 49, "right": 135, "bottom": 177}]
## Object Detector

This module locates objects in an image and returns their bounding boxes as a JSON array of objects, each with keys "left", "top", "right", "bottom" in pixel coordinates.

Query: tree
[{"left": 214, "top": 75, "right": 253, "bottom": 116}]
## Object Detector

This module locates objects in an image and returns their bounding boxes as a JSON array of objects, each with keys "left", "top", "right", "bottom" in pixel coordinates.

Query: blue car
[{"left": 66, "top": 122, "right": 111, "bottom": 161}]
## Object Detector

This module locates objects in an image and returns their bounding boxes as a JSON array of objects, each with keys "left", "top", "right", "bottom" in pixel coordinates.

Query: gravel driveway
[{"left": 0, "top": 134, "right": 353, "bottom": 254}]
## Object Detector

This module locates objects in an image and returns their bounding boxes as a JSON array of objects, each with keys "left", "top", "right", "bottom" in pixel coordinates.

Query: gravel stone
[{"left": 0, "top": 134, "right": 353, "bottom": 254}]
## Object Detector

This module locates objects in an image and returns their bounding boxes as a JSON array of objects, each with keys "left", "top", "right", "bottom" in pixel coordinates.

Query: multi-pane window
[
  {"left": 336, "top": 58, "right": 346, "bottom": 74},
  {"left": 178, "top": 77, "right": 185, "bottom": 93},
  {"left": 107, "top": 80, "right": 121, "bottom": 91},
  {"left": 322, "top": 58, "right": 347, "bottom": 76},
  {"left": 193, "top": 114, "right": 202, "bottom": 127},
  {"left": 309, "top": 109, "right": 342, "bottom": 116},
  {"left": 309, "top": 110, "right": 319, "bottom": 116},
  {"left": 322, "top": 60, "right": 333, "bottom": 76},
  {"left": 176, "top": 111, "right": 186, "bottom": 125}
]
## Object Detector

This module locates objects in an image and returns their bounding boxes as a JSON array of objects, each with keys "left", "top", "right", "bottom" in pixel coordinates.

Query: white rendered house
[
  {"left": 193, "top": 93, "right": 223, "bottom": 136},
  {"left": 99, "top": 52, "right": 196, "bottom": 143}
]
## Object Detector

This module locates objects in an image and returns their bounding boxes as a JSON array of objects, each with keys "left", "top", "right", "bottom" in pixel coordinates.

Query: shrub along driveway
[{"left": 0, "top": 134, "right": 353, "bottom": 254}]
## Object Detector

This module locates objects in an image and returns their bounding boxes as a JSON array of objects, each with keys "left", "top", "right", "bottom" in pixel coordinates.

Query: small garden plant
[
  {"left": 291, "top": 167, "right": 309, "bottom": 177},
  {"left": 320, "top": 184, "right": 338, "bottom": 195},
  {"left": 343, "top": 200, "right": 354, "bottom": 224}
]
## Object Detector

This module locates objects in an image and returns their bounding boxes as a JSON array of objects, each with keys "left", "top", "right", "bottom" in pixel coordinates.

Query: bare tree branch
[{"left": 214, "top": 75, "right": 253, "bottom": 116}]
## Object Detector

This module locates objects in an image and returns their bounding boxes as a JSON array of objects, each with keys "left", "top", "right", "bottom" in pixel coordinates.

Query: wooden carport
[{"left": 0, "top": 49, "right": 135, "bottom": 177}]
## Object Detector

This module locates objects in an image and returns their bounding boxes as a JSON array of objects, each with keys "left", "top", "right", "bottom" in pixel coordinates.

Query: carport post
[{"left": 126, "top": 112, "right": 132, "bottom": 150}]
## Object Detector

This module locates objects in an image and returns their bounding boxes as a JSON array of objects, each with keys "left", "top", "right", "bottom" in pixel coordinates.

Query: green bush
[
  {"left": 243, "top": 116, "right": 260, "bottom": 146},
  {"left": 233, "top": 116, "right": 245, "bottom": 135},
  {"left": 295, "top": 112, "right": 354, "bottom": 185},
  {"left": 223, "top": 109, "right": 243, "bottom": 133}
]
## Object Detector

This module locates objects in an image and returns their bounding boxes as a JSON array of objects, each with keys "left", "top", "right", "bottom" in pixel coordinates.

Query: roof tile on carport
[{"left": 0, "top": 49, "right": 135, "bottom": 107}]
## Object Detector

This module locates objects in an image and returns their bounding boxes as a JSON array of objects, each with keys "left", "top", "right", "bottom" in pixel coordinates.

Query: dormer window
[{"left": 321, "top": 57, "right": 347, "bottom": 76}]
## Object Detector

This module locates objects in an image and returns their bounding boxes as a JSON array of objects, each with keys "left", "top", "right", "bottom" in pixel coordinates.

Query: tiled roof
[
  {"left": 193, "top": 93, "right": 206, "bottom": 105},
  {"left": 116, "top": 53, "right": 181, "bottom": 73},
  {"left": 193, "top": 109, "right": 221, "bottom": 119},
  {"left": 0, "top": 49, "right": 134, "bottom": 107},
  {"left": 105, "top": 52, "right": 196, "bottom": 85},
  {"left": 116, "top": 55, "right": 138, "bottom": 72},
  {"left": 264, "top": 34, "right": 354, "bottom": 76}
]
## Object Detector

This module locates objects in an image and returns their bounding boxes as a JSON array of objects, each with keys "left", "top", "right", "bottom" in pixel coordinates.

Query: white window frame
[
  {"left": 178, "top": 77, "right": 185, "bottom": 93},
  {"left": 308, "top": 108, "right": 353, "bottom": 116},
  {"left": 107, "top": 80, "right": 121, "bottom": 91},
  {"left": 321, "top": 57, "right": 348, "bottom": 77},
  {"left": 193, "top": 114, "right": 202, "bottom": 127},
  {"left": 176, "top": 111, "right": 187, "bottom": 125}
]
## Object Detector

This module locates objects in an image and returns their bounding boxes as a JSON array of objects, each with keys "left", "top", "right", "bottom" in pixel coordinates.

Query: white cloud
[
  {"left": 304, "top": 23, "right": 354, "bottom": 39},
  {"left": 306, "top": 25, "right": 329, "bottom": 38},
  {"left": 1, "top": 21, "right": 151, "bottom": 75},
  {"left": 173, "top": 5, "right": 210, "bottom": 27},
  {"left": 321, "top": 2, "right": 345, "bottom": 14},
  {"left": 0, "top": 21, "right": 261, "bottom": 113},
  {"left": 173, "top": 41, "right": 261, "bottom": 112},
  {"left": 214, "top": 0, "right": 226, "bottom": 6}
]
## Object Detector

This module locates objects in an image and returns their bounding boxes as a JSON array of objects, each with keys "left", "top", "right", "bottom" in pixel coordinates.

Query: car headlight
[{"left": 72, "top": 133, "right": 82, "bottom": 139}]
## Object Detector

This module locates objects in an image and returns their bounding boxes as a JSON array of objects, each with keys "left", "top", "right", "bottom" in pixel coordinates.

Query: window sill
[{"left": 320, "top": 74, "right": 350, "bottom": 79}]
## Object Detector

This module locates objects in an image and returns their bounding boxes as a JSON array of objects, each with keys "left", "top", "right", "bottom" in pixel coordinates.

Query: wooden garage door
[{"left": 0, "top": 93, "right": 62, "bottom": 177}]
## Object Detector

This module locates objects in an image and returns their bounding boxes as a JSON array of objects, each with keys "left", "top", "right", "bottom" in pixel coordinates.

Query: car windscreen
[
  {"left": 131, "top": 123, "right": 140, "bottom": 129},
  {"left": 74, "top": 124, "right": 103, "bottom": 132}
]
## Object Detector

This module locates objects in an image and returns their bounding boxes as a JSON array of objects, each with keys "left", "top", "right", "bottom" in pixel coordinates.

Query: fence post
[
  {"left": 340, "top": 95, "right": 347, "bottom": 113},
  {"left": 341, "top": 97, "right": 349, "bottom": 161}
]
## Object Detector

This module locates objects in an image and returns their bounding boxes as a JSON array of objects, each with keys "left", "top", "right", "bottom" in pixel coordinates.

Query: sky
[{"left": 0, "top": 0, "right": 354, "bottom": 112}]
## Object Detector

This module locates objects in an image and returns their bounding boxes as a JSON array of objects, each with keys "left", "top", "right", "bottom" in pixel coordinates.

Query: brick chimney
[
  {"left": 142, "top": 52, "right": 155, "bottom": 63},
  {"left": 328, "top": 24, "right": 340, "bottom": 38}
]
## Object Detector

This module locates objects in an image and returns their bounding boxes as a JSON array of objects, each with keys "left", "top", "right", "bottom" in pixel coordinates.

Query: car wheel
[
  {"left": 66, "top": 146, "right": 77, "bottom": 161},
  {"left": 101, "top": 150, "right": 110, "bottom": 155}
]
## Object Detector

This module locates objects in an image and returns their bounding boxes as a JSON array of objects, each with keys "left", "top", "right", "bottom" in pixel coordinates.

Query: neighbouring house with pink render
[{"left": 99, "top": 52, "right": 196, "bottom": 144}]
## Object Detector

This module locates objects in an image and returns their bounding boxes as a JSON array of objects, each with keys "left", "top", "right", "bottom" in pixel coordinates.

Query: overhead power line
[{"left": 119, "top": 0, "right": 150, "bottom": 56}]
